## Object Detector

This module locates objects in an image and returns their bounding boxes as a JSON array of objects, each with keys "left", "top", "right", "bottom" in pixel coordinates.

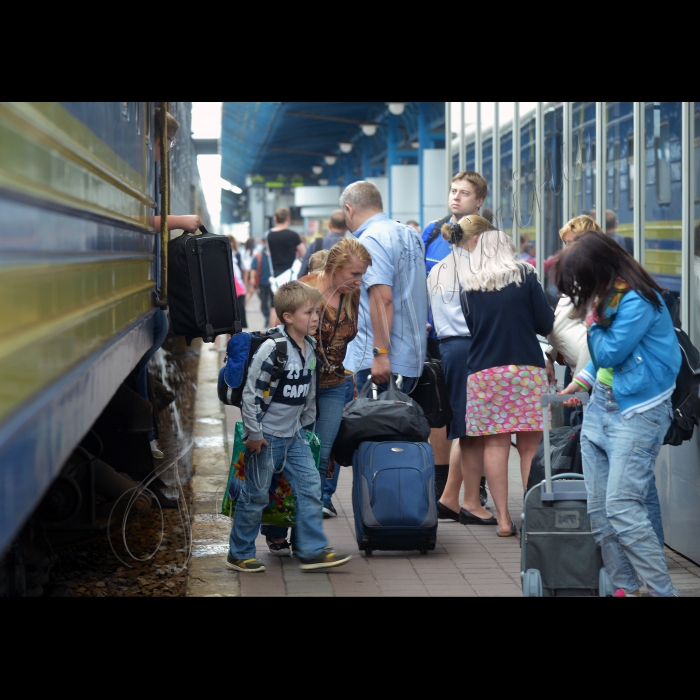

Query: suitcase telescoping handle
[{"left": 540, "top": 393, "right": 589, "bottom": 496}]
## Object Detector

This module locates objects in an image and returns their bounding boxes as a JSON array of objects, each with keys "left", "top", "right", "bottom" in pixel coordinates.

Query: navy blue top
[{"left": 465, "top": 268, "right": 554, "bottom": 375}]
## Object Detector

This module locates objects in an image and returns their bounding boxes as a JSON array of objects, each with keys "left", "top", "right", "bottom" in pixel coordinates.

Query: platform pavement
[{"left": 186, "top": 292, "right": 700, "bottom": 597}]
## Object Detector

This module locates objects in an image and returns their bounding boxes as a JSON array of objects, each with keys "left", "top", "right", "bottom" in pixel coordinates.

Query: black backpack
[
  {"left": 217, "top": 331, "right": 287, "bottom": 408},
  {"left": 410, "top": 359, "right": 454, "bottom": 429},
  {"left": 663, "top": 327, "right": 700, "bottom": 445}
]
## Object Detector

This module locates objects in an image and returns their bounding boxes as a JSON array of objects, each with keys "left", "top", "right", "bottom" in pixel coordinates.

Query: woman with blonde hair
[
  {"left": 544, "top": 215, "right": 603, "bottom": 386},
  {"left": 441, "top": 215, "right": 553, "bottom": 536},
  {"left": 261, "top": 237, "right": 372, "bottom": 552}
]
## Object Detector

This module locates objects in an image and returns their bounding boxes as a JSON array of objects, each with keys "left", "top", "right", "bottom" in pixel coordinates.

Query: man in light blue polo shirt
[{"left": 341, "top": 181, "right": 427, "bottom": 393}]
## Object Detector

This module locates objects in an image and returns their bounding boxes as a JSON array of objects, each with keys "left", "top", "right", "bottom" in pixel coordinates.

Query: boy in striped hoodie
[{"left": 226, "top": 281, "right": 352, "bottom": 574}]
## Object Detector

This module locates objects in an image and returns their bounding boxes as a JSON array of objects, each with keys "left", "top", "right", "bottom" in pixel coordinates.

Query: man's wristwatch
[{"left": 373, "top": 347, "right": 389, "bottom": 356}]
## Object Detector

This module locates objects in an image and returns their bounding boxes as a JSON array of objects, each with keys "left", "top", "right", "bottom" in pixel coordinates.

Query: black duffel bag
[
  {"left": 525, "top": 411, "right": 583, "bottom": 493},
  {"left": 332, "top": 375, "right": 431, "bottom": 467},
  {"left": 410, "top": 359, "right": 453, "bottom": 429}
]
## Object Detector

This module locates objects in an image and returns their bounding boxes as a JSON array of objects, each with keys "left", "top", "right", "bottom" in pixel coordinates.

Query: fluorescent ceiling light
[
  {"left": 339, "top": 142, "right": 353, "bottom": 153},
  {"left": 312, "top": 165, "right": 323, "bottom": 175},
  {"left": 361, "top": 124, "right": 377, "bottom": 136},
  {"left": 387, "top": 102, "right": 405, "bottom": 116},
  {"left": 324, "top": 155, "right": 337, "bottom": 165}
]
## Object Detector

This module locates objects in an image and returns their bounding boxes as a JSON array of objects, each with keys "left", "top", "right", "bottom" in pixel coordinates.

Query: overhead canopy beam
[
  {"left": 286, "top": 111, "right": 381, "bottom": 127},
  {"left": 193, "top": 138, "right": 219, "bottom": 155},
  {"left": 268, "top": 146, "right": 330, "bottom": 157}
]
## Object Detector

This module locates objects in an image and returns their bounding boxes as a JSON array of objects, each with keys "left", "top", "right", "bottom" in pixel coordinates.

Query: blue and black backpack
[{"left": 217, "top": 330, "right": 287, "bottom": 408}]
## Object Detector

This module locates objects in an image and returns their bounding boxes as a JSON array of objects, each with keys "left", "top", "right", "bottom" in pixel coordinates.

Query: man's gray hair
[{"left": 339, "top": 181, "right": 383, "bottom": 213}]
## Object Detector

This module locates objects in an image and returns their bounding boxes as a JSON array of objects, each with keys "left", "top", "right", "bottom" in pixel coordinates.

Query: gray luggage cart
[{"left": 520, "top": 393, "right": 616, "bottom": 597}]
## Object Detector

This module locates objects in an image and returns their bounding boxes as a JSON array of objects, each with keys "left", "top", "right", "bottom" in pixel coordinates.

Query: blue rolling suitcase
[
  {"left": 520, "top": 393, "right": 616, "bottom": 597},
  {"left": 352, "top": 441, "right": 438, "bottom": 555}
]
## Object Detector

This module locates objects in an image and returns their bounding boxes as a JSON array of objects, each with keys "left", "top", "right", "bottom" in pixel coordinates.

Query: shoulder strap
[
  {"left": 424, "top": 216, "right": 451, "bottom": 261},
  {"left": 267, "top": 331, "right": 288, "bottom": 384}
]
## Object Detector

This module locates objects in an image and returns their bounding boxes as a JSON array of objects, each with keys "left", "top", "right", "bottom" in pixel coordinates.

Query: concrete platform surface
[{"left": 186, "top": 294, "right": 700, "bottom": 598}]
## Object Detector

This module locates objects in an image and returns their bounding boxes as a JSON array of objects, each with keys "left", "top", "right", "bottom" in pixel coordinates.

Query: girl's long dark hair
[{"left": 552, "top": 231, "right": 663, "bottom": 320}]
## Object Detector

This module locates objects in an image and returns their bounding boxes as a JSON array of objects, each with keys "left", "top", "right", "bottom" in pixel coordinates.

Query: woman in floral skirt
[{"left": 446, "top": 216, "right": 554, "bottom": 536}]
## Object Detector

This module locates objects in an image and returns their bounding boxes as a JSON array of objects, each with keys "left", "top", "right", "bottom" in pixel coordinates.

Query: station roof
[{"left": 220, "top": 102, "right": 445, "bottom": 188}]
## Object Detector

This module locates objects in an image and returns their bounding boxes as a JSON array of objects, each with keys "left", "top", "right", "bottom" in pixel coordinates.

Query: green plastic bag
[{"left": 221, "top": 422, "right": 321, "bottom": 527}]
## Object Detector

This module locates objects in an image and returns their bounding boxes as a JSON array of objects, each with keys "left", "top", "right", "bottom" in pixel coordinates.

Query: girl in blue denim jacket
[{"left": 554, "top": 232, "right": 681, "bottom": 597}]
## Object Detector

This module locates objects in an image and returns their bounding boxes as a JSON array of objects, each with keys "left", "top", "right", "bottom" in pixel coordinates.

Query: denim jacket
[{"left": 575, "top": 290, "right": 680, "bottom": 417}]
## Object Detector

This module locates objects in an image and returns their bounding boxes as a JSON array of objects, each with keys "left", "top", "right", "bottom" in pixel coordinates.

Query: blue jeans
[
  {"left": 354, "top": 369, "right": 417, "bottom": 396},
  {"left": 323, "top": 375, "right": 355, "bottom": 503},
  {"left": 230, "top": 429, "right": 327, "bottom": 561},
  {"left": 136, "top": 308, "right": 169, "bottom": 441},
  {"left": 136, "top": 308, "right": 169, "bottom": 401},
  {"left": 263, "top": 381, "right": 347, "bottom": 540},
  {"left": 580, "top": 381, "right": 676, "bottom": 596}
]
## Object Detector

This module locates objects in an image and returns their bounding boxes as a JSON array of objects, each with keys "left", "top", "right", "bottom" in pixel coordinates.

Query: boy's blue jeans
[
  {"left": 229, "top": 429, "right": 327, "bottom": 561},
  {"left": 262, "top": 381, "right": 348, "bottom": 542},
  {"left": 580, "top": 382, "right": 676, "bottom": 596}
]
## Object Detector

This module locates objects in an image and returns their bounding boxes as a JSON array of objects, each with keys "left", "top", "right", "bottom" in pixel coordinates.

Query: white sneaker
[{"left": 150, "top": 440, "right": 164, "bottom": 459}]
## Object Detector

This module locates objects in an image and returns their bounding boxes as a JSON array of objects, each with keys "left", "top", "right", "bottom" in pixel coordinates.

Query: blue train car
[
  {"left": 466, "top": 102, "right": 683, "bottom": 295},
  {"left": 0, "top": 102, "right": 209, "bottom": 584}
]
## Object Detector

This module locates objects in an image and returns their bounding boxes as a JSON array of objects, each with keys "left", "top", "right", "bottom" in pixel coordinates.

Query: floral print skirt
[{"left": 465, "top": 364, "right": 549, "bottom": 436}]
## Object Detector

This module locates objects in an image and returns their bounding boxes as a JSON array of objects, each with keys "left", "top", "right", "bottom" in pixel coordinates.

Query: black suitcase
[{"left": 168, "top": 226, "right": 242, "bottom": 344}]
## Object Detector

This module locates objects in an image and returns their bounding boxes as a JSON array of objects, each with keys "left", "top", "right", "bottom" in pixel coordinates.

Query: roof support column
[
  {"left": 387, "top": 113, "right": 398, "bottom": 217},
  {"left": 512, "top": 102, "right": 520, "bottom": 248},
  {"left": 535, "top": 102, "right": 544, "bottom": 279},
  {"left": 682, "top": 101, "right": 694, "bottom": 334},
  {"left": 475, "top": 102, "right": 482, "bottom": 173},
  {"left": 418, "top": 102, "right": 430, "bottom": 230},
  {"left": 459, "top": 102, "right": 466, "bottom": 172},
  {"left": 361, "top": 135, "right": 370, "bottom": 180}
]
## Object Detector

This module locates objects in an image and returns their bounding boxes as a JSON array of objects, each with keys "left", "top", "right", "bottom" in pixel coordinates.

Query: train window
[
  {"left": 656, "top": 120, "right": 671, "bottom": 204},
  {"left": 612, "top": 139, "right": 620, "bottom": 211},
  {"left": 695, "top": 114, "right": 700, "bottom": 202}
]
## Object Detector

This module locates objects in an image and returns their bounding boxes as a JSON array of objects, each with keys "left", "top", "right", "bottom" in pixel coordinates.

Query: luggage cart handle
[
  {"left": 541, "top": 392, "right": 589, "bottom": 406},
  {"left": 541, "top": 392, "right": 588, "bottom": 496}
]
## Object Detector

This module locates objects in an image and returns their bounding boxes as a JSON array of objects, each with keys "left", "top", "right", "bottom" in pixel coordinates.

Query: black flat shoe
[
  {"left": 437, "top": 501, "right": 460, "bottom": 522},
  {"left": 496, "top": 521, "right": 518, "bottom": 537},
  {"left": 459, "top": 508, "right": 498, "bottom": 525}
]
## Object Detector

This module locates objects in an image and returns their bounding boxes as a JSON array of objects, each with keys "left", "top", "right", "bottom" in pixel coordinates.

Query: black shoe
[
  {"left": 479, "top": 477, "right": 488, "bottom": 506},
  {"left": 459, "top": 508, "right": 497, "bottom": 525},
  {"left": 266, "top": 538, "right": 292, "bottom": 557},
  {"left": 437, "top": 501, "right": 460, "bottom": 521}
]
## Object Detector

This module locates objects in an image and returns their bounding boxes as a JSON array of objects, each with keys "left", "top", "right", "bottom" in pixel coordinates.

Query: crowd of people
[{"left": 223, "top": 173, "right": 681, "bottom": 595}]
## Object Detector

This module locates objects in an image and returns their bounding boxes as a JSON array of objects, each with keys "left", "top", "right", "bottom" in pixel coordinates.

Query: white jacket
[{"left": 545, "top": 296, "right": 590, "bottom": 375}]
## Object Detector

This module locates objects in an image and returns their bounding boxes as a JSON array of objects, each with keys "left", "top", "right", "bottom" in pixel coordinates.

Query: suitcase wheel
[
  {"left": 420, "top": 548, "right": 428, "bottom": 555},
  {"left": 522, "top": 568, "right": 543, "bottom": 597},
  {"left": 598, "top": 567, "right": 616, "bottom": 597},
  {"left": 365, "top": 548, "right": 373, "bottom": 557}
]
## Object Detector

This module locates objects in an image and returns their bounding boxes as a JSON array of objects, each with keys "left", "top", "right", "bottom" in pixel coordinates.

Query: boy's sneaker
[
  {"left": 322, "top": 500, "right": 337, "bottom": 518},
  {"left": 226, "top": 553, "right": 266, "bottom": 573},
  {"left": 298, "top": 551, "right": 352, "bottom": 571},
  {"left": 266, "top": 538, "right": 292, "bottom": 557}
]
